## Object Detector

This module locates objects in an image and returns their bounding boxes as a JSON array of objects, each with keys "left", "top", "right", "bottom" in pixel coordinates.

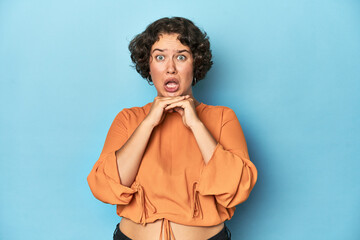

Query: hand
[
  {"left": 164, "top": 95, "right": 201, "bottom": 129},
  {"left": 144, "top": 95, "right": 188, "bottom": 128}
]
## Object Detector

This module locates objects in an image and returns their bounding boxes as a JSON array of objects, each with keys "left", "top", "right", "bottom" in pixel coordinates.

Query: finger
[
  {"left": 161, "top": 98, "right": 187, "bottom": 108},
  {"left": 156, "top": 95, "right": 186, "bottom": 101},
  {"left": 164, "top": 101, "right": 187, "bottom": 111}
]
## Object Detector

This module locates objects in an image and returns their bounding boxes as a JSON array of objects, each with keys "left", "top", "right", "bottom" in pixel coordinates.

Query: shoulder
[
  {"left": 200, "top": 103, "right": 237, "bottom": 119},
  {"left": 114, "top": 102, "right": 152, "bottom": 122}
]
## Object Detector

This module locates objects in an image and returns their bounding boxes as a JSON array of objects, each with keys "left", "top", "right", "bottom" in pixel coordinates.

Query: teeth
[{"left": 166, "top": 83, "right": 178, "bottom": 88}]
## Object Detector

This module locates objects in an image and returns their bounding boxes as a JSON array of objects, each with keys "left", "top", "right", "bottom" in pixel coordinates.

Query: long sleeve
[
  {"left": 87, "top": 110, "right": 136, "bottom": 205},
  {"left": 197, "top": 108, "right": 257, "bottom": 208}
]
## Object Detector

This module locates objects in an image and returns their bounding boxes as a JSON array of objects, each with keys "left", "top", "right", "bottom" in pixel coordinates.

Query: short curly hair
[{"left": 128, "top": 17, "right": 213, "bottom": 86}]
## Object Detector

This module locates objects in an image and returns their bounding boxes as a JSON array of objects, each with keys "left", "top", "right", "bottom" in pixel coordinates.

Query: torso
[
  {"left": 120, "top": 217, "right": 224, "bottom": 240},
  {"left": 117, "top": 102, "right": 229, "bottom": 239}
]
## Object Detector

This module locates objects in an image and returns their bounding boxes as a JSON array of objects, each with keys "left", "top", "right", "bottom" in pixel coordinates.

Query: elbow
[
  {"left": 87, "top": 174, "right": 109, "bottom": 203},
  {"left": 234, "top": 165, "right": 257, "bottom": 205},
  {"left": 87, "top": 172, "right": 135, "bottom": 205},
  {"left": 216, "top": 188, "right": 252, "bottom": 208},
  {"left": 218, "top": 167, "right": 257, "bottom": 208}
]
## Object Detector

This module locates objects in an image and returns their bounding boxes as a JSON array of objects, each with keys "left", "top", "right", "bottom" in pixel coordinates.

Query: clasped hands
[{"left": 145, "top": 95, "right": 200, "bottom": 129}]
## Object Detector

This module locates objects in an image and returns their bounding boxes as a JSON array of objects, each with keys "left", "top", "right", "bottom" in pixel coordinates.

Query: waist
[{"left": 120, "top": 217, "right": 224, "bottom": 240}]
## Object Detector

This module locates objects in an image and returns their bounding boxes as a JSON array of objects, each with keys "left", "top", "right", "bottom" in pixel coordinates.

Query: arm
[
  {"left": 87, "top": 96, "right": 188, "bottom": 204},
  {"left": 87, "top": 110, "right": 156, "bottom": 204},
  {"left": 117, "top": 95, "right": 188, "bottom": 186},
  {"left": 161, "top": 98, "right": 257, "bottom": 208},
  {"left": 87, "top": 110, "right": 138, "bottom": 204},
  {"left": 193, "top": 108, "right": 258, "bottom": 208},
  {"left": 115, "top": 118, "right": 154, "bottom": 187},
  {"left": 189, "top": 121, "right": 217, "bottom": 165}
]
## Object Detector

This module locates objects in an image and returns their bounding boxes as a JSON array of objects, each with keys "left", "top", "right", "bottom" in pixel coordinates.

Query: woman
[{"left": 88, "top": 17, "right": 257, "bottom": 240}]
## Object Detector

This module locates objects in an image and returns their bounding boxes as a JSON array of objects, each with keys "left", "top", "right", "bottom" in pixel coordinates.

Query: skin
[
  {"left": 148, "top": 33, "right": 201, "bottom": 128},
  {"left": 116, "top": 33, "right": 223, "bottom": 239},
  {"left": 149, "top": 33, "right": 194, "bottom": 98}
]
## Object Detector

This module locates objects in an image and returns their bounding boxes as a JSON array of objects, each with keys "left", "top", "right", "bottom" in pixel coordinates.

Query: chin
[{"left": 163, "top": 91, "right": 181, "bottom": 97}]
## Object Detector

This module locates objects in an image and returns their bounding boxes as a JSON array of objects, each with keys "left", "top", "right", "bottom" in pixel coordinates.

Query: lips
[{"left": 164, "top": 78, "right": 179, "bottom": 92}]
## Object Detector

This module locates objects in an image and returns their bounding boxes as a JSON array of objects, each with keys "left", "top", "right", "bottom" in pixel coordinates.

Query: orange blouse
[{"left": 87, "top": 102, "right": 257, "bottom": 238}]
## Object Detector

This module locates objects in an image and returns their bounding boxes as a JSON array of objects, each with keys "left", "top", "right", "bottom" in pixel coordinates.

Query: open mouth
[{"left": 164, "top": 79, "right": 179, "bottom": 92}]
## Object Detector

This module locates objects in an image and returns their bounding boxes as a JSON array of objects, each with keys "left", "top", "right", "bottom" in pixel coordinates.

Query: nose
[{"left": 166, "top": 58, "right": 176, "bottom": 74}]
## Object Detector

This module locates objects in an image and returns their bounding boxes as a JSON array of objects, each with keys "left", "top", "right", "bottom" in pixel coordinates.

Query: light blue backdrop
[{"left": 1, "top": 0, "right": 359, "bottom": 239}]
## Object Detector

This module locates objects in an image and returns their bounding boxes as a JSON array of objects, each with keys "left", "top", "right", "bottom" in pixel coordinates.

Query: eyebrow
[
  {"left": 152, "top": 48, "right": 165, "bottom": 53},
  {"left": 152, "top": 48, "right": 191, "bottom": 54},
  {"left": 177, "top": 49, "right": 191, "bottom": 54}
]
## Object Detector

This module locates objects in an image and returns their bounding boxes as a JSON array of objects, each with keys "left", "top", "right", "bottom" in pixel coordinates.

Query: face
[{"left": 149, "top": 34, "right": 194, "bottom": 97}]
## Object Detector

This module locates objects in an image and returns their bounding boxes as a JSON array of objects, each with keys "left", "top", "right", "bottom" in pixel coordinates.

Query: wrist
[
  {"left": 189, "top": 119, "right": 203, "bottom": 131},
  {"left": 142, "top": 117, "right": 156, "bottom": 130}
]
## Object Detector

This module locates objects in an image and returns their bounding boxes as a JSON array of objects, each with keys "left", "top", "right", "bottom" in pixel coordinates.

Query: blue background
[{"left": 1, "top": 0, "right": 359, "bottom": 239}]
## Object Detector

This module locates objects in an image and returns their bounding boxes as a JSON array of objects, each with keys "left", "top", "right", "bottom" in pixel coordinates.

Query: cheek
[
  {"left": 150, "top": 63, "right": 165, "bottom": 75},
  {"left": 182, "top": 64, "right": 194, "bottom": 77}
]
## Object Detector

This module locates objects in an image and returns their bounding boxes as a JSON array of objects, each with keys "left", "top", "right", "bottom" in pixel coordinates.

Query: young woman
[{"left": 88, "top": 17, "right": 257, "bottom": 240}]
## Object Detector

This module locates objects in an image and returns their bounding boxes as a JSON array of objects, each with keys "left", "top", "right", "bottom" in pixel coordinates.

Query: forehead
[{"left": 151, "top": 33, "right": 191, "bottom": 52}]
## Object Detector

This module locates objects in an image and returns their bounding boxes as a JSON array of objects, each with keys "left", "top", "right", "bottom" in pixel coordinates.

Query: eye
[
  {"left": 155, "top": 55, "right": 165, "bottom": 61},
  {"left": 177, "top": 55, "right": 186, "bottom": 61}
]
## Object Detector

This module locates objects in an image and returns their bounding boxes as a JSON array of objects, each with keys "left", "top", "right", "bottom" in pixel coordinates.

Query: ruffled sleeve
[
  {"left": 197, "top": 108, "right": 257, "bottom": 208},
  {"left": 87, "top": 110, "right": 136, "bottom": 205}
]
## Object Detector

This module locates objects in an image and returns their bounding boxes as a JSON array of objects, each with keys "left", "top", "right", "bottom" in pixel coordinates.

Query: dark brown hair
[{"left": 128, "top": 17, "right": 213, "bottom": 86}]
